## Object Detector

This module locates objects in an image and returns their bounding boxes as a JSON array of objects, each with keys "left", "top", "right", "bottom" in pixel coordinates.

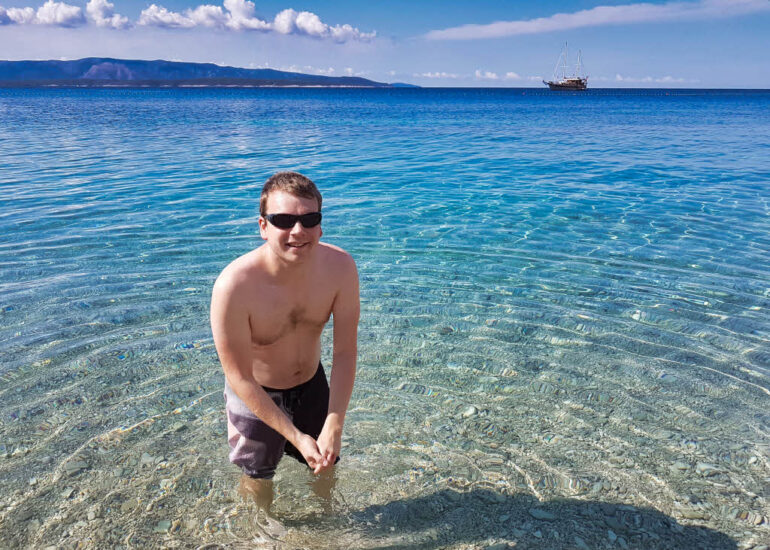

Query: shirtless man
[{"left": 210, "top": 171, "right": 359, "bottom": 511}]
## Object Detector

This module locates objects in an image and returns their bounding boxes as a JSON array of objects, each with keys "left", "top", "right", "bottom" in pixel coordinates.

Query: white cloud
[
  {"left": 475, "top": 69, "right": 499, "bottom": 80},
  {"left": 271, "top": 7, "right": 294, "bottom": 33},
  {"left": 414, "top": 71, "right": 461, "bottom": 79},
  {"left": 340, "top": 67, "right": 369, "bottom": 77},
  {"left": 222, "top": 0, "right": 270, "bottom": 30},
  {"left": 295, "top": 10, "right": 326, "bottom": 36},
  {"left": 657, "top": 75, "right": 691, "bottom": 83},
  {"left": 0, "top": 0, "right": 372, "bottom": 41},
  {"left": 426, "top": 0, "right": 770, "bottom": 40},
  {"left": 186, "top": 4, "right": 228, "bottom": 27},
  {"left": 1, "top": 0, "right": 85, "bottom": 26},
  {"left": 413, "top": 70, "right": 537, "bottom": 81},
  {"left": 616, "top": 73, "right": 653, "bottom": 83},
  {"left": 137, "top": 1, "right": 373, "bottom": 41},
  {"left": 271, "top": 8, "right": 374, "bottom": 42},
  {"left": 330, "top": 23, "right": 373, "bottom": 42},
  {"left": 86, "top": 0, "right": 129, "bottom": 29},
  {"left": 275, "top": 64, "right": 336, "bottom": 75},
  {"left": 35, "top": 0, "right": 84, "bottom": 26},
  {"left": 256, "top": 61, "right": 354, "bottom": 76},
  {"left": 4, "top": 7, "right": 37, "bottom": 24},
  {"left": 2, "top": 1, "right": 83, "bottom": 26},
  {"left": 138, "top": 4, "right": 196, "bottom": 28},
  {"left": 610, "top": 73, "right": 698, "bottom": 83}
]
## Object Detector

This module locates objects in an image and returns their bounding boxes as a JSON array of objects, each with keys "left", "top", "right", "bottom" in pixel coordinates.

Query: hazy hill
[{"left": 0, "top": 58, "right": 399, "bottom": 87}]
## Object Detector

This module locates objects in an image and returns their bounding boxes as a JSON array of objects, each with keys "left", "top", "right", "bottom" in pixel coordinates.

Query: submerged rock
[
  {"left": 529, "top": 508, "right": 556, "bottom": 521},
  {"left": 153, "top": 519, "right": 171, "bottom": 533},
  {"left": 65, "top": 460, "right": 88, "bottom": 475},
  {"left": 679, "top": 508, "right": 707, "bottom": 520},
  {"left": 695, "top": 462, "right": 720, "bottom": 477}
]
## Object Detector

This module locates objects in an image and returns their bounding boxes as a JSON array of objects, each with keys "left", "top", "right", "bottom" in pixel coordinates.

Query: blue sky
[{"left": 1, "top": 0, "right": 768, "bottom": 87}]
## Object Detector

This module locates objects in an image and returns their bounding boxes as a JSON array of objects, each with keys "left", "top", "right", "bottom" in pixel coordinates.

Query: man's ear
[{"left": 258, "top": 217, "right": 268, "bottom": 241}]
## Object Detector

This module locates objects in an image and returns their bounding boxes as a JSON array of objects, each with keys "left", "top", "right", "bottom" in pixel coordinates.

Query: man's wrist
[
  {"left": 323, "top": 413, "right": 344, "bottom": 433},
  {"left": 285, "top": 426, "right": 304, "bottom": 447}
]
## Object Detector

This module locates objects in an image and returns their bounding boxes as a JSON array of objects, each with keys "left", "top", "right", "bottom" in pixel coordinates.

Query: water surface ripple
[{"left": 1, "top": 88, "right": 769, "bottom": 549}]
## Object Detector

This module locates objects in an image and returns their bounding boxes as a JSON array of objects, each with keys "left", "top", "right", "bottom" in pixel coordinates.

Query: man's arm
[
  {"left": 210, "top": 272, "right": 323, "bottom": 470},
  {"left": 317, "top": 254, "right": 360, "bottom": 470}
]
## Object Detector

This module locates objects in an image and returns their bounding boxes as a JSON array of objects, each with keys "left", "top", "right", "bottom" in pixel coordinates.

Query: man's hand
[
  {"left": 294, "top": 433, "right": 325, "bottom": 473},
  {"left": 316, "top": 419, "right": 342, "bottom": 473}
]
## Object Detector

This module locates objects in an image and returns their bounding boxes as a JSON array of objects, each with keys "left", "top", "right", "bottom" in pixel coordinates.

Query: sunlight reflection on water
[{"left": 0, "top": 88, "right": 768, "bottom": 549}]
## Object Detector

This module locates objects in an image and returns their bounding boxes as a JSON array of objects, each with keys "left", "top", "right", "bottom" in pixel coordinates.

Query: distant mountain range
[{"left": 0, "top": 58, "right": 417, "bottom": 88}]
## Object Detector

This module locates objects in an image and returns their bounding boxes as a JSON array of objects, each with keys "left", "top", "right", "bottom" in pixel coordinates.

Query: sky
[{"left": 1, "top": 0, "right": 769, "bottom": 87}]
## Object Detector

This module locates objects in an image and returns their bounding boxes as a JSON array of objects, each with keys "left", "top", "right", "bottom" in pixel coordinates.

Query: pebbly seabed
[{"left": 1, "top": 87, "right": 768, "bottom": 549}]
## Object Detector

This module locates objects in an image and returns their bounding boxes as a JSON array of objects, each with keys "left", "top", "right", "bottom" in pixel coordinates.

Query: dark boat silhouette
[{"left": 544, "top": 43, "right": 587, "bottom": 90}]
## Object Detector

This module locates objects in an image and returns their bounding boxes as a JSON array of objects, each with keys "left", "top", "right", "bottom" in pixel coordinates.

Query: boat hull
[{"left": 544, "top": 79, "right": 587, "bottom": 91}]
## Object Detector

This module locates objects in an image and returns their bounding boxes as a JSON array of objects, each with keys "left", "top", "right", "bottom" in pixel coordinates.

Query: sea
[{"left": 0, "top": 88, "right": 768, "bottom": 549}]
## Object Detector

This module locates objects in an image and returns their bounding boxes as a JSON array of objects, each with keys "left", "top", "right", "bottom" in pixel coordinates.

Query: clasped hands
[{"left": 295, "top": 421, "right": 341, "bottom": 475}]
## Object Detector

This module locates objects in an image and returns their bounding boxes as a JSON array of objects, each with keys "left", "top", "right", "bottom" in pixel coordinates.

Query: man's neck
[{"left": 260, "top": 245, "right": 314, "bottom": 282}]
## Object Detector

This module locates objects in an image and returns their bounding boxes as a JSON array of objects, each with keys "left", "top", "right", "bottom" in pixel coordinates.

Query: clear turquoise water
[{"left": 1, "top": 88, "right": 769, "bottom": 549}]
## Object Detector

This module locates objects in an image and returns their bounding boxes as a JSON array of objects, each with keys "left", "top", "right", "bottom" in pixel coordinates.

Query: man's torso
[{"left": 227, "top": 242, "right": 343, "bottom": 389}]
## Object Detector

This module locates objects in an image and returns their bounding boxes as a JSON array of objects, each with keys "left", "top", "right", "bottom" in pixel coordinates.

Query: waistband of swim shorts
[
  {"left": 260, "top": 362, "right": 323, "bottom": 393},
  {"left": 225, "top": 362, "right": 323, "bottom": 396}
]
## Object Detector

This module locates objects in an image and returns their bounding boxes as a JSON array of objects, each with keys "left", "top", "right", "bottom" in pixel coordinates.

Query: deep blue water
[{"left": 0, "top": 88, "right": 768, "bottom": 548}]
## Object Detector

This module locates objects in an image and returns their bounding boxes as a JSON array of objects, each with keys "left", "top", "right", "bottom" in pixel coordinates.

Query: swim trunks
[{"left": 224, "top": 363, "right": 332, "bottom": 479}]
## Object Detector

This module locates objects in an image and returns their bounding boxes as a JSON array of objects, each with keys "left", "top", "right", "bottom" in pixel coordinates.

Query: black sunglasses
[{"left": 264, "top": 212, "right": 322, "bottom": 229}]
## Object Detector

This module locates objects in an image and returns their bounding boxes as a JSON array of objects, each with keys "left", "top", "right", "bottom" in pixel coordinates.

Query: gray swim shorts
[{"left": 224, "top": 363, "right": 331, "bottom": 479}]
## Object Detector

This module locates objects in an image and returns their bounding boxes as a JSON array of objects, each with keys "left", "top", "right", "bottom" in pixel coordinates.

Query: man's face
[{"left": 259, "top": 190, "right": 322, "bottom": 263}]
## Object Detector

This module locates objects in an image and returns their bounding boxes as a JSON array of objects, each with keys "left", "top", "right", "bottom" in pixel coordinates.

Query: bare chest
[{"left": 248, "top": 288, "right": 333, "bottom": 346}]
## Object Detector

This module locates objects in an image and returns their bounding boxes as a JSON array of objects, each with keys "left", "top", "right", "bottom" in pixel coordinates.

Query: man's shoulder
[
  {"left": 214, "top": 249, "right": 262, "bottom": 294},
  {"left": 317, "top": 242, "right": 356, "bottom": 271}
]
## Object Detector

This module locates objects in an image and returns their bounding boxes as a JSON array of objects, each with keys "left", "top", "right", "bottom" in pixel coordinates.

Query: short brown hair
[{"left": 260, "top": 171, "right": 322, "bottom": 216}]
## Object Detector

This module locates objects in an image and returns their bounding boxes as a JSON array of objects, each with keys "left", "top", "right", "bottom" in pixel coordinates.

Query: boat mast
[
  {"left": 562, "top": 42, "right": 569, "bottom": 79},
  {"left": 552, "top": 46, "right": 564, "bottom": 81},
  {"left": 575, "top": 50, "right": 583, "bottom": 78},
  {"left": 544, "top": 43, "right": 588, "bottom": 89}
]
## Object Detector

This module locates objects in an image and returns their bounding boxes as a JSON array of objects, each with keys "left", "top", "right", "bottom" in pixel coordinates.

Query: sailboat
[{"left": 543, "top": 43, "right": 588, "bottom": 90}]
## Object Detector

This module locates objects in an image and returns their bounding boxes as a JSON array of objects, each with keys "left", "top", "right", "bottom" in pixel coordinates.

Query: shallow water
[{"left": 1, "top": 88, "right": 769, "bottom": 549}]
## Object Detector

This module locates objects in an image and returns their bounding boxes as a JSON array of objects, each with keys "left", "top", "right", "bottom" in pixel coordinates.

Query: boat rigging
[{"left": 544, "top": 43, "right": 588, "bottom": 91}]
